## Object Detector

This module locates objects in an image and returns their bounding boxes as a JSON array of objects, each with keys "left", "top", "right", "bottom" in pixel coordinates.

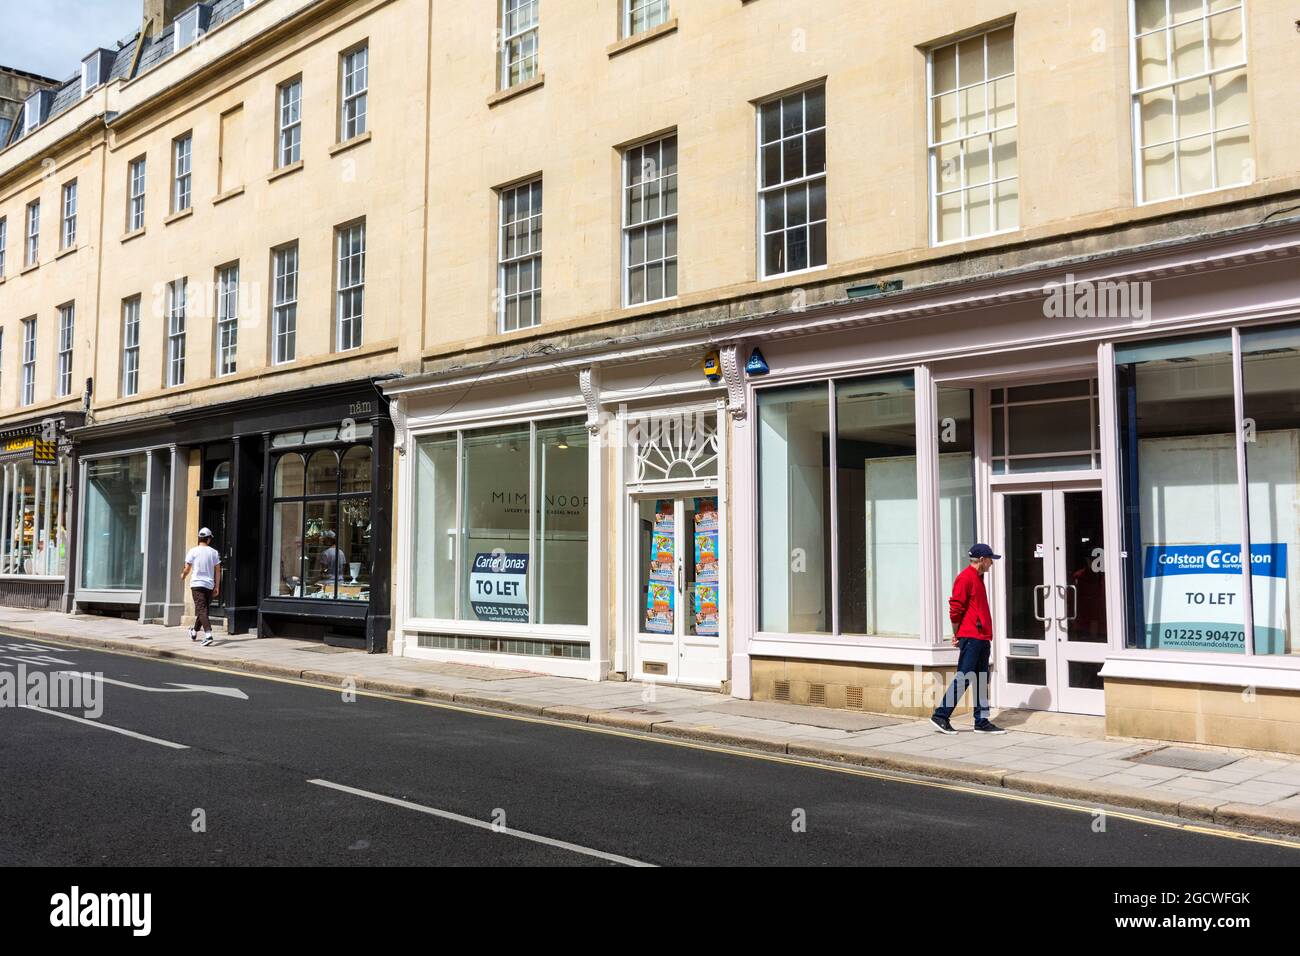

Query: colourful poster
[
  {"left": 694, "top": 497, "right": 719, "bottom": 585},
  {"left": 648, "top": 533, "right": 675, "bottom": 583},
  {"left": 653, "top": 499, "right": 674, "bottom": 534},
  {"left": 645, "top": 582, "right": 674, "bottom": 634},
  {"left": 693, "top": 582, "right": 719, "bottom": 637}
]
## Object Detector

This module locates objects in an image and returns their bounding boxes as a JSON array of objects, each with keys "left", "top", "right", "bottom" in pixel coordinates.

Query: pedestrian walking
[
  {"left": 181, "top": 527, "right": 222, "bottom": 647},
  {"left": 931, "top": 543, "right": 1007, "bottom": 735}
]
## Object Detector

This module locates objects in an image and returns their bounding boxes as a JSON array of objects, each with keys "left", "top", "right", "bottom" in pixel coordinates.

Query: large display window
[
  {"left": 1, "top": 453, "right": 72, "bottom": 578},
  {"left": 269, "top": 430, "right": 373, "bottom": 603},
  {"left": 411, "top": 416, "right": 590, "bottom": 628},
  {"left": 758, "top": 372, "right": 922, "bottom": 639},
  {"left": 80, "top": 454, "right": 146, "bottom": 590},
  {"left": 1117, "top": 330, "right": 1298, "bottom": 656}
]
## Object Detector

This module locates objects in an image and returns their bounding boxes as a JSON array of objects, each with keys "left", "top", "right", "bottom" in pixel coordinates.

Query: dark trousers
[
  {"left": 933, "top": 637, "right": 992, "bottom": 723},
  {"left": 192, "top": 587, "right": 214, "bottom": 634}
]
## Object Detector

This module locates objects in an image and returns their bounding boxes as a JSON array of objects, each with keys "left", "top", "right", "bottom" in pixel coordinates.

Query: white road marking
[
  {"left": 69, "top": 672, "right": 249, "bottom": 700},
  {"left": 18, "top": 705, "right": 190, "bottom": 749},
  {"left": 308, "top": 778, "right": 655, "bottom": 867}
]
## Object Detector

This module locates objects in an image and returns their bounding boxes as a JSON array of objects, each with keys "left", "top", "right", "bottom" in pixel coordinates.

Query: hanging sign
[
  {"left": 33, "top": 438, "right": 57, "bottom": 466},
  {"left": 1142, "top": 543, "right": 1287, "bottom": 653},
  {"left": 469, "top": 552, "right": 529, "bottom": 623}
]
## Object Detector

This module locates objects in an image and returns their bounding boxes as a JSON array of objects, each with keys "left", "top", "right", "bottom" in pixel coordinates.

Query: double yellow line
[{"left": 19, "top": 632, "right": 1300, "bottom": 852}]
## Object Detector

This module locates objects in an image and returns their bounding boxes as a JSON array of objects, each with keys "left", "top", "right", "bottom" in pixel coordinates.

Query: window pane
[
  {"left": 1242, "top": 325, "right": 1300, "bottom": 655},
  {"left": 306, "top": 450, "right": 338, "bottom": 496},
  {"left": 412, "top": 435, "right": 459, "bottom": 620},
  {"left": 938, "top": 388, "right": 976, "bottom": 635},
  {"left": 337, "top": 496, "right": 371, "bottom": 600},
  {"left": 535, "top": 420, "right": 588, "bottom": 626},
  {"left": 758, "top": 384, "right": 831, "bottom": 633},
  {"left": 305, "top": 500, "right": 340, "bottom": 600},
  {"left": 274, "top": 453, "right": 305, "bottom": 496},
  {"left": 272, "top": 501, "right": 304, "bottom": 596},
  {"left": 79, "top": 454, "right": 146, "bottom": 590},
  {"left": 341, "top": 445, "right": 371, "bottom": 493},
  {"left": 459, "top": 425, "right": 531, "bottom": 622},
  {"left": 836, "top": 373, "right": 919, "bottom": 638},
  {"left": 1117, "top": 336, "right": 1244, "bottom": 652}
]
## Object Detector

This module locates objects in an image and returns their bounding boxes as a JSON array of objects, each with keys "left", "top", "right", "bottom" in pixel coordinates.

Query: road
[{"left": 0, "top": 633, "right": 1296, "bottom": 866}]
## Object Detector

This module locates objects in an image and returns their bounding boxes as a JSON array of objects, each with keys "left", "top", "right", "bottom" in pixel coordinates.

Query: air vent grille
[
  {"left": 809, "top": 683, "right": 826, "bottom": 706},
  {"left": 846, "top": 686, "right": 863, "bottom": 710},
  {"left": 774, "top": 680, "right": 791, "bottom": 702}
]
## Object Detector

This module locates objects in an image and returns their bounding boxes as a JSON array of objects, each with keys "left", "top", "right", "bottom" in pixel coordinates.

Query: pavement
[{"left": 4, "top": 606, "right": 1300, "bottom": 841}]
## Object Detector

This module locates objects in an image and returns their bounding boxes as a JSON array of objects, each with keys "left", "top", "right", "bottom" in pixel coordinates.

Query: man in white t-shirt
[{"left": 181, "top": 528, "right": 222, "bottom": 646}]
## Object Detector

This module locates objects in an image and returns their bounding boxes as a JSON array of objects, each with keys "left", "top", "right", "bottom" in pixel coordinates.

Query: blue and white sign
[
  {"left": 469, "top": 552, "right": 529, "bottom": 623},
  {"left": 1142, "top": 544, "right": 1287, "bottom": 653}
]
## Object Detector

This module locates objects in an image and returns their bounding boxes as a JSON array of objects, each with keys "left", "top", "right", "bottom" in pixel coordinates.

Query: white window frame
[
  {"left": 25, "top": 200, "right": 39, "bottom": 267},
  {"left": 1128, "top": 0, "right": 1251, "bottom": 205},
  {"left": 216, "top": 263, "right": 239, "bottom": 377},
  {"left": 624, "top": 0, "right": 669, "bottom": 37},
  {"left": 61, "top": 180, "right": 77, "bottom": 249},
  {"left": 121, "top": 297, "right": 141, "bottom": 397},
  {"left": 172, "top": 133, "right": 192, "bottom": 213},
  {"left": 335, "top": 221, "right": 365, "bottom": 352},
  {"left": 128, "top": 157, "right": 146, "bottom": 231},
  {"left": 272, "top": 243, "right": 299, "bottom": 365},
  {"left": 277, "top": 78, "right": 302, "bottom": 167},
  {"left": 500, "top": 0, "right": 540, "bottom": 90},
  {"left": 340, "top": 44, "right": 368, "bottom": 141},
  {"left": 926, "top": 25, "right": 1019, "bottom": 246},
  {"left": 20, "top": 318, "right": 36, "bottom": 407},
  {"left": 167, "top": 278, "right": 187, "bottom": 388},
  {"left": 756, "top": 83, "right": 828, "bottom": 279},
  {"left": 622, "top": 133, "right": 678, "bottom": 307},
  {"left": 497, "top": 178, "right": 542, "bottom": 333},
  {"left": 0, "top": 217, "right": 7, "bottom": 277},
  {"left": 56, "top": 303, "right": 74, "bottom": 398}
]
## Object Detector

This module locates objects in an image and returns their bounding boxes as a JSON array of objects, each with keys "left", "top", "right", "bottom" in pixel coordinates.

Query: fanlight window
[{"left": 632, "top": 412, "right": 719, "bottom": 482}]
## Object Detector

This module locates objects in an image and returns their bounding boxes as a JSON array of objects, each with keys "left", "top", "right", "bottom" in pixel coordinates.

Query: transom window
[
  {"left": 498, "top": 179, "right": 542, "bottom": 333},
  {"left": 1131, "top": 0, "right": 1250, "bottom": 203},
  {"left": 500, "top": 0, "right": 539, "bottom": 89},
  {"left": 623, "top": 134, "right": 678, "bottom": 306},
  {"left": 758, "top": 84, "right": 827, "bottom": 278},
  {"left": 991, "top": 380, "right": 1100, "bottom": 474},
  {"left": 631, "top": 410, "right": 719, "bottom": 483},
  {"left": 928, "top": 25, "right": 1018, "bottom": 244},
  {"left": 624, "top": 0, "right": 669, "bottom": 37}
]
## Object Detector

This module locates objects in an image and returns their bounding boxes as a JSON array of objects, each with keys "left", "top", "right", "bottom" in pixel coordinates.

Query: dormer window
[
  {"left": 22, "top": 90, "right": 53, "bottom": 135},
  {"left": 174, "top": 4, "right": 213, "bottom": 52},
  {"left": 81, "top": 49, "right": 116, "bottom": 96}
]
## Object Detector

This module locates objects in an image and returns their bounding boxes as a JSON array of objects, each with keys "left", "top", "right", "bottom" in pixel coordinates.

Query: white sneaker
[
  {"left": 188, "top": 627, "right": 198, "bottom": 642},
  {"left": 201, "top": 633, "right": 215, "bottom": 646}
]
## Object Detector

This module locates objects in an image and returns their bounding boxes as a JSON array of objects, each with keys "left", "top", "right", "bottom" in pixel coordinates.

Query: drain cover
[{"left": 1128, "top": 747, "right": 1238, "bottom": 772}]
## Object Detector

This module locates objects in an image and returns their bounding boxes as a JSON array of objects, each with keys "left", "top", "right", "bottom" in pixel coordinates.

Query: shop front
[
  {"left": 728, "top": 217, "right": 1300, "bottom": 752},
  {"left": 0, "top": 414, "right": 83, "bottom": 611},
  {"left": 72, "top": 381, "right": 393, "bottom": 651}
]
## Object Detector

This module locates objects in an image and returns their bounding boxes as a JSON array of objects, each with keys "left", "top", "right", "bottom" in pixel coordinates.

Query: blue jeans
[{"left": 933, "top": 637, "right": 992, "bottom": 724}]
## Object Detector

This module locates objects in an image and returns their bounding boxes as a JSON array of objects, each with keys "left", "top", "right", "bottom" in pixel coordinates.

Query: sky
[{"left": 0, "top": 0, "right": 142, "bottom": 80}]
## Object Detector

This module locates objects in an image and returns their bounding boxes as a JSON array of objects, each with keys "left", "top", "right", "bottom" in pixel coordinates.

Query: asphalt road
[{"left": 1, "top": 633, "right": 1296, "bottom": 867}]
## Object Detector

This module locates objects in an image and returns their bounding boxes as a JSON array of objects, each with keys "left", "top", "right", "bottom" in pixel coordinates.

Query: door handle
[
  {"left": 1033, "top": 584, "right": 1048, "bottom": 622},
  {"left": 677, "top": 559, "right": 684, "bottom": 594}
]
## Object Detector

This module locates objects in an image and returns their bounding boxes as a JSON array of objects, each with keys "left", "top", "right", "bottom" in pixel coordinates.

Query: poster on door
[
  {"left": 694, "top": 497, "right": 719, "bottom": 585},
  {"left": 1142, "top": 543, "right": 1287, "bottom": 653},
  {"left": 649, "top": 500, "right": 675, "bottom": 584},
  {"left": 693, "top": 582, "right": 719, "bottom": 637},
  {"left": 469, "top": 552, "right": 529, "bottom": 623},
  {"left": 645, "top": 582, "right": 674, "bottom": 634}
]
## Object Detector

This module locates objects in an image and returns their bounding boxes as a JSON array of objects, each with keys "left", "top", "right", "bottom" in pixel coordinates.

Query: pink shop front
[{"left": 729, "top": 219, "right": 1300, "bottom": 751}]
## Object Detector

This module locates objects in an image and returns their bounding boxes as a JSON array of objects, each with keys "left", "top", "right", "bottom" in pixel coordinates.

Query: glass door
[
  {"left": 633, "top": 494, "right": 723, "bottom": 685},
  {"left": 993, "top": 484, "right": 1108, "bottom": 715}
]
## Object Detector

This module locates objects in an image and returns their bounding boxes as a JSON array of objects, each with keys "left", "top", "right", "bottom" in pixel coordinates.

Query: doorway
[
  {"left": 631, "top": 494, "right": 725, "bottom": 686},
  {"left": 993, "top": 483, "right": 1108, "bottom": 715}
]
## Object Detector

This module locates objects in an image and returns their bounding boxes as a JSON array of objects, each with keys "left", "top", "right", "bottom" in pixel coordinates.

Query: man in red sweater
[{"left": 931, "top": 544, "right": 1007, "bottom": 735}]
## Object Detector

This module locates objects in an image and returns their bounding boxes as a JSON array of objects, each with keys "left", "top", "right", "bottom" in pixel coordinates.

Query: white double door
[
  {"left": 630, "top": 492, "right": 725, "bottom": 686},
  {"left": 993, "top": 483, "right": 1109, "bottom": 715}
]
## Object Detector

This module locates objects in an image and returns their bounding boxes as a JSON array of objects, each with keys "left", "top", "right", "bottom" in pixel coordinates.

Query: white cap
[{"left": 198, "top": 527, "right": 213, "bottom": 539}]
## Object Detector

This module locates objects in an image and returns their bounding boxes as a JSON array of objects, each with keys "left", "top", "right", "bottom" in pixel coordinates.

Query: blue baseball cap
[{"left": 969, "top": 543, "right": 1001, "bottom": 559}]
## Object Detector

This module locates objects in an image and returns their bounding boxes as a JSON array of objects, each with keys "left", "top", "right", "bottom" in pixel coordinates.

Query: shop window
[
  {"left": 270, "top": 441, "right": 372, "bottom": 603},
  {"left": 758, "top": 373, "right": 922, "bottom": 638},
  {"left": 991, "top": 380, "right": 1100, "bottom": 473},
  {"left": 410, "top": 416, "right": 589, "bottom": 629},
  {"left": 938, "top": 386, "right": 976, "bottom": 629},
  {"left": 1116, "top": 334, "right": 1243, "bottom": 652},
  {"left": 80, "top": 454, "right": 146, "bottom": 590},
  {"left": 2, "top": 454, "right": 73, "bottom": 578},
  {"left": 1241, "top": 325, "right": 1300, "bottom": 656}
]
